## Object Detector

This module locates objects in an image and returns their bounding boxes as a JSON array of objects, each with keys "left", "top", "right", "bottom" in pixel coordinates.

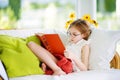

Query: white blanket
[{"left": 10, "top": 69, "right": 120, "bottom": 80}]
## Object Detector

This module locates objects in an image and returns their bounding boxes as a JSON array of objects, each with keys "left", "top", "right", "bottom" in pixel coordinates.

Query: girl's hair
[{"left": 68, "top": 19, "right": 92, "bottom": 40}]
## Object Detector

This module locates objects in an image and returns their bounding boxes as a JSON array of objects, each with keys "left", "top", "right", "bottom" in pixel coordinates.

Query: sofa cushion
[
  {"left": 89, "top": 28, "right": 120, "bottom": 70},
  {"left": 0, "top": 35, "right": 44, "bottom": 78}
]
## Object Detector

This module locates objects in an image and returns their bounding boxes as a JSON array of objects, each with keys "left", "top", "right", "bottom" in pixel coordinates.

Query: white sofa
[{"left": 0, "top": 28, "right": 120, "bottom": 80}]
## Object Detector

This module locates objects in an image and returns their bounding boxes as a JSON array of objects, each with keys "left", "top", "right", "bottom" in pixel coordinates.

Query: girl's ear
[{"left": 81, "top": 33, "right": 86, "bottom": 38}]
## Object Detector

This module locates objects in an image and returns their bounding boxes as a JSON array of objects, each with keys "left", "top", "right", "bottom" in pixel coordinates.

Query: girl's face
[{"left": 67, "top": 26, "right": 84, "bottom": 43}]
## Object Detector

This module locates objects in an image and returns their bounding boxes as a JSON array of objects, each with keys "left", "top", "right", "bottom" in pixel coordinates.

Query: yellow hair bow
[
  {"left": 81, "top": 14, "right": 98, "bottom": 27},
  {"left": 64, "top": 12, "right": 98, "bottom": 29},
  {"left": 64, "top": 12, "right": 76, "bottom": 29}
]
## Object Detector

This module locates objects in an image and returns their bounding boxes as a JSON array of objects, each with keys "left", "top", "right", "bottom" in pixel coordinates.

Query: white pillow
[{"left": 89, "top": 28, "right": 120, "bottom": 70}]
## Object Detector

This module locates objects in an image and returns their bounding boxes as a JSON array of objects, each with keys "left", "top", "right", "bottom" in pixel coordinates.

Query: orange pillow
[{"left": 37, "top": 34, "right": 65, "bottom": 55}]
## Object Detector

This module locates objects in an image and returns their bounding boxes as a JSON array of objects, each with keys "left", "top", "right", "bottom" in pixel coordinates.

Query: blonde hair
[{"left": 68, "top": 19, "right": 91, "bottom": 40}]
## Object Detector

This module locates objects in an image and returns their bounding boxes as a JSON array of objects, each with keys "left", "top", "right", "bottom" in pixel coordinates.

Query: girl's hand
[
  {"left": 64, "top": 50, "right": 74, "bottom": 60},
  {"left": 35, "top": 33, "right": 44, "bottom": 36}
]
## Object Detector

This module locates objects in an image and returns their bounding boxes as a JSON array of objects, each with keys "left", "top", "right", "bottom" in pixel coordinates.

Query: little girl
[{"left": 27, "top": 19, "right": 91, "bottom": 75}]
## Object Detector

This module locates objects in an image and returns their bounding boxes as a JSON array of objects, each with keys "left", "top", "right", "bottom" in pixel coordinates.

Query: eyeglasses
[{"left": 67, "top": 32, "right": 80, "bottom": 37}]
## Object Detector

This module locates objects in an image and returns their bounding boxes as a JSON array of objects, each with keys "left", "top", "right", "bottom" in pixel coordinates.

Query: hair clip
[
  {"left": 81, "top": 14, "right": 98, "bottom": 28},
  {"left": 64, "top": 12, "right": 76, "bottom": 29},
  {"left": 65, "top": 12, "right": 98, "bottom": 29}
]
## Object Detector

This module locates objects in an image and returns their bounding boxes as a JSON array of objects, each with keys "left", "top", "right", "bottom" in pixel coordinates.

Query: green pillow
[
  {"left": 26, "top": 35, "right": 41, "bottom": 44},
  {"left": 0, "top": 35, "right": 44, "bottom": 78}
]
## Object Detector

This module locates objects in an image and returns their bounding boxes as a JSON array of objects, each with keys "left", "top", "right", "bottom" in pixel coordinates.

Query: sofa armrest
[
  {"left": 110, "top": 52, "right": 120, "bottom": 69},
  {"left": 0, "top": 60, "right": 8, "bottom": 80}
]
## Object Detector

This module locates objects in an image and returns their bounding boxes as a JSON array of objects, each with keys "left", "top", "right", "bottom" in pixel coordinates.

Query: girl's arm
[
  {"left": 81, "top": 44, "right": 90, "bottom": 69},
  {"left": 64, "top": 44, "right": 90, "bottom": 71},
  {"left": 73, "top": 44, "right": 90, "bottom": 71}
]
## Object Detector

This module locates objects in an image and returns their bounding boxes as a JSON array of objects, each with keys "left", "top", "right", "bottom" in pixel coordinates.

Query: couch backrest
[
  {"left": 0, "top": 29, "right": 55, "bottom": 38},
  {"left": 0, "top": 29, "right": 68, "bottom": 46}
]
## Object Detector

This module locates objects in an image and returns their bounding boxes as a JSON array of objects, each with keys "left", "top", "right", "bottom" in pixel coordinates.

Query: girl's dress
[{"left": 65, "top": 39, "right": 90, "bottom": 72}]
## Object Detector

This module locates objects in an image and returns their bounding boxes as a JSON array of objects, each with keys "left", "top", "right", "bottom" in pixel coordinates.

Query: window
[
  {"left": 17, "top": 0, "right": 76, "bottom": 29},
  {"left": 97, "top": 0, "right": 120, "bottom": 30},
  {"left": 1, "top": 0, "right": 120, "bottom": 30},
  {"left": 0, "top": 0, "right": 75, "bottom": 29}
]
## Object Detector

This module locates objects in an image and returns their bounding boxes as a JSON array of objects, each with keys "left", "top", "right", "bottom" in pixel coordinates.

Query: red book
[
  {"left": 37, "top": 34, "right": 73, "bottom": 74},
  {"left": 37, "top": 34, "right": 65, "bottom": 55}
]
